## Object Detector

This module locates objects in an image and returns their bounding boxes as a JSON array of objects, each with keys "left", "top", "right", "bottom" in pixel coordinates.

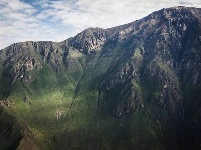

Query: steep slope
[{"left": 0, "top": 6, "right": 201, "bottom": 150}]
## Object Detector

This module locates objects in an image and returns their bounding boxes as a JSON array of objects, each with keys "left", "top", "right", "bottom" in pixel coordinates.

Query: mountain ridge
[{"left": 0, "top": 6, "right": 201, "bottom": 150}]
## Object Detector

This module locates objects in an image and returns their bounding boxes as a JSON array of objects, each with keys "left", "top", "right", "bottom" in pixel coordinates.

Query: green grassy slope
[
  {"left": 0, "top": 41, "right": 167, "bottom": 150},
  {"left": 1, "top": 7, "right": 201, "bottom": 150}
]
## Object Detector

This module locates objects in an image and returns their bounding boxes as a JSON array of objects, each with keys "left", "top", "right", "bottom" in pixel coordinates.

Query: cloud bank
[{"left": 0, "top": 0, "right": 201, "bottom": 49}]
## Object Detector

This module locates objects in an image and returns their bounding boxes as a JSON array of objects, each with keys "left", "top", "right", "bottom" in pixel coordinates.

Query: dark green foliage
[{"left": 0, "top": 6, "right": 201, "bottom": 150}]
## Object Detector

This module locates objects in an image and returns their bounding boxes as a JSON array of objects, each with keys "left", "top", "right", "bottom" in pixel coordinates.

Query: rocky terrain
[{"left": 0, "top": 6, "right": 201, "bottom": 150}]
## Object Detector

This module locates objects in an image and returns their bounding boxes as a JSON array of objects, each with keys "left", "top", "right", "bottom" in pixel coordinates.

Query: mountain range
[{"left": 0, "top": 6, "right": 201, "bottom": 150}]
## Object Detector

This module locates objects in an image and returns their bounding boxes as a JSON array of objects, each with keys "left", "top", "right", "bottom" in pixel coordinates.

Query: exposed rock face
[
  {"left": 68, "top": 27, "right": 107, "bottom": 55},
  {"left": 0, "top": 6, "right": 201, "bottom": 150},
  {"left": 113, "top": 83, "right": 143, "bottom": 117}
]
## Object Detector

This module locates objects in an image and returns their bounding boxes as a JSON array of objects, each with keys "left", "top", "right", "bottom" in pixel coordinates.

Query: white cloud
[
  {"left": 37, "top": 0, "right": 201, "bottom": 33},
  {"left": 0, "top": 0, "right": 72, "bottom": 49},
  {"left": 0, "top": 0, "right": 201, "bottom": 50}
]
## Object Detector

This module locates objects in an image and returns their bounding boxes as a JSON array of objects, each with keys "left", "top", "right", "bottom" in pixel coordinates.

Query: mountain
[{"left": 1, "top": 6, "right": 201, "bottom": 150}]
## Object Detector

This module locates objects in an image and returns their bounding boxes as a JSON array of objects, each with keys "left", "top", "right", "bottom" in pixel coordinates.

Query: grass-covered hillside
[{"left": 1, "top": 7, "right": 201, "bottom": 150}]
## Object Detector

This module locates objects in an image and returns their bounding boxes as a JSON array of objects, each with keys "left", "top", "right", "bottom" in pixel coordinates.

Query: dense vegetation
[{"left": 0, "top": 7, "right": 201, "bottom": 150}]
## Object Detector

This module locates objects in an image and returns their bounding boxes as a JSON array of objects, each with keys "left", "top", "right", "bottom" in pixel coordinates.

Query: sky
[{"left": 0, "top": 0, "right": 201, "bottom": 49}]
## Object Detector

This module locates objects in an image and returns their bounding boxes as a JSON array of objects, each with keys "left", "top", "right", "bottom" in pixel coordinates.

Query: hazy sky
[{"left": 0, "top": 0, "right": 201, "bottom": 49}]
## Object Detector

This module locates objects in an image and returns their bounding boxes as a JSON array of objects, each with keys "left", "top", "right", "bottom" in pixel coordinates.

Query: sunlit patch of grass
[
  {"left": 132, "top": 80, "right": 142, "bottom": 93},
  {"left": 0, "top": 40, "right": 177, "bottom": 149}
]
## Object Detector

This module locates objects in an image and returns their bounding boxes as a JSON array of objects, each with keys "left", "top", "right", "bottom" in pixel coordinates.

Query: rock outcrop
[{"left": 0, "top": 6, "right": 201, "bottom": 150}]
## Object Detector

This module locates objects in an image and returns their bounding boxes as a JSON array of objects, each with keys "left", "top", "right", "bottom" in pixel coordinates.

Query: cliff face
[{"left": 0, "top": 6, "right": 201, "bottom": 150}]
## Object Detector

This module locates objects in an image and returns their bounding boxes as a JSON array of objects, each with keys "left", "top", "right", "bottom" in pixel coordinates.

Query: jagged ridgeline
[{"left": 1, "top": 6, "right": 201, "bottom": 150}]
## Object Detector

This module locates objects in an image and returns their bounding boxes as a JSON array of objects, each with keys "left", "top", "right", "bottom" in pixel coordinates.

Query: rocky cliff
[{"left": 0, "top": 6, "right": 201, "bottom": 150}]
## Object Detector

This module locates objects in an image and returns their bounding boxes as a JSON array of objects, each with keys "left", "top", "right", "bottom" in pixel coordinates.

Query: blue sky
[{"left": 0, "top": 0, "right": 201, "bottom": 49}]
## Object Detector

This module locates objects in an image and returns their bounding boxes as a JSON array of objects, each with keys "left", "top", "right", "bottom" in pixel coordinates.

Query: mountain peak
[
  {"left": 149, "top": 6, "right": 201, "bottom": 20},
  {"left": 66, "top": 6, "right": 201, "bottom": 56},
  {"left": 68, "top": 27, "right": 107, "bottom": 54},
  {"left": 1, "top": 6, "right": 201, "bottom": 150}
]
